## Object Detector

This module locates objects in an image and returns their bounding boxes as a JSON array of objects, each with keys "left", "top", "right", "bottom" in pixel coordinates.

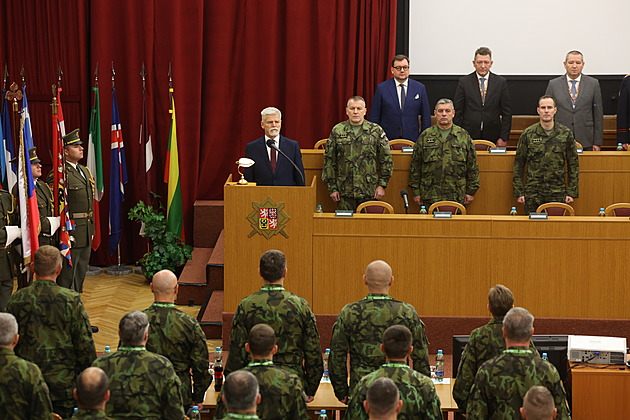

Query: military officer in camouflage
[
  {"left": 92, "top": 311, "right": 184, "bottom": 419},
  {"left": 143, "top": 269, "right": 212, "bottom": 411},
  {"left": 467, "top": 307, "right": 570, "bottom": 419},
  {"left": 345, "top": 325, "right": 442, "bottom": 420},
  {"left": 520, "top": 386, "right": 558, "bottom": 420},
  {"left": 6, "top": 245, "right": 96, "bottom": 418},
  {"left": 409, "top": 98, "right": 480, "bottom": 210},
  {"left": 364, "top": 377, "right": 403, "bottom": 420},
  {"left": 73, "top": 367, "right": 112, "bottom": 419},
  {"left": 225, "top": 249, "right": 323, "bottom": 400},
  {"left": 322, "top": 95, "right": 393, "bottom": 210},
  {"left": 453, "top": 284, "right": 538, "bottom": 414},
  {"left": 0, "top": 187, "right": 19, "bottom": 311},
  {"left": 0, "top": 312, "right": 53, "bottom": 419},
  {"left": 219, "top": 370, "right": 261, "bottom": 420},
  {"left": 329, "top": 260, "right": 430, "bottom": 403},
  {"left": 215, "top": 324, "right": 308, "bottom": 420},
  {"left": 513, "top": 95, "right": 579, "bottom": 214}
]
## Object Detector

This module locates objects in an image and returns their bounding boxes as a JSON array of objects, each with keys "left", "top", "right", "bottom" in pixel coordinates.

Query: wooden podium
[{"left": 223, "top": 175, "right": 317, "bottom": 312}]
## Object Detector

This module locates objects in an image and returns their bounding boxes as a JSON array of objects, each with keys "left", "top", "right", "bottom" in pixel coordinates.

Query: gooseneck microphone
[
  {"left": 400, "top": 189, "right": 409, "bottom": 214},
  {"left": 267, "top": 139, "right": 306, "bottom": 186}
]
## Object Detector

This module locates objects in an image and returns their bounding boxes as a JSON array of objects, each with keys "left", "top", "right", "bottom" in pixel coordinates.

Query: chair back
[
  {"left": 52, "top": 414, "right": 63, "bottom": 420},
  {"left": 356, "top": 200, "right": 395, "bottom": 214},
  {"left": 536, "top": 202, "right": 575, "bottom": 216},
  {"left": 575, "top": 141, "right": 583, "bottom": 149},
  {"left": 473, "top": 139, "right": 496, "bottom": 151},
  {"left": 314, "top": 138, "right": 328, "bottom": 149},
  {"left": 428, "top": 201, "right": 466, "bottom": 215},
  {"left": 604, "top": 203, "right": 630, "bottom": 217},
  {"left": 388, "top": 139, "right": 415, "bottom": 150}
]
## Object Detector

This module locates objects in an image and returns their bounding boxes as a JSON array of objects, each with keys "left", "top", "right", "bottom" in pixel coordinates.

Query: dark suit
[
  {"left": 453, "top": 71, "right": 512, "bottom": 142},
  {"left": 545, "top": 74, "right": 603, "bottom": 149},
  {"left": 617, "top": 75, "right": 630, "bottom": 145},
  {"left": 369, "top": 78, "right": 431, "bottom": 141},
  {"left": 244, "top": 136, "right": 305, "bottom": 186}
]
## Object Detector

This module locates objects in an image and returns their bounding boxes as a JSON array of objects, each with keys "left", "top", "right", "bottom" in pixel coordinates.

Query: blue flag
[
  {"left": 1, "top": 93, "right": 16, "bottom": 190},
  {"left": 108, "top": 88, "right": 128, "bottom": 255}
]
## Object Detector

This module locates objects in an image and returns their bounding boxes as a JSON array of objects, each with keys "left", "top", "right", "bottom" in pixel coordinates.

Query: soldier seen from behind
[
  {"left": 218, "top": 370, "right": 261, "bottom": 420},
  {"left": 73, "top": 367, "right": 111, "bottom": 419},
  {"left": 364, "top": 377, "right": 403, "bottom": 420},
  {"left": 329, "top": 260, "right": 430, "bottom": 403},
  {"left": 520, "top": 386, "right": 558, "bottom": 420}
]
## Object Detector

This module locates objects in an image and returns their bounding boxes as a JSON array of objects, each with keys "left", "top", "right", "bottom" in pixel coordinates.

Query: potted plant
[{"left": 128, "top": 196, "right": 193, "bottom": 279}]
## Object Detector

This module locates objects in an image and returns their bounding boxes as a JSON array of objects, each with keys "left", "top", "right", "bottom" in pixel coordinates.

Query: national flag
[
  {"left": 52, "top": 87, "right": 74, "bottom": 266},
  {"left": 87, "top": 85, "right": 104, "bottom": 250},
  {"left": 1, "top": 93, "right": 17, "bottom": 191},
  {"left": 21, "top": 86, "right": 35, "bottom": 151},
  {"left": 17, "top": 97, "right": 40, "bottom": 263},
  {"left": 138, "top": 81, "right": 154, "bottom": 202},
  {"left": 164, "top": 89, "right": 183, "bottom": 239},
  {"left": 108, "top": 88, "right": 128, "bottom": 254}
]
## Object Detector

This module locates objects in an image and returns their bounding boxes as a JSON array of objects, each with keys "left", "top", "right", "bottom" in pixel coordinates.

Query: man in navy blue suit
[
  {"left": 244, "top": 107, "right": 305, "bottom": 186},
  {"left": 369, "top": 54, "right": 431, "bottom": 141}
]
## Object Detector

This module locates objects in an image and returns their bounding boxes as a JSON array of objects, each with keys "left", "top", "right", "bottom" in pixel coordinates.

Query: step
[
  {"left": 175, "top": 247, "right": 213, "bottom": 305},
  {"left": 194, "top": 200, "right": 224, "bottom": 248},
  {"left": 206, "top": 230, "right": 224, "bottom": 291},
  {"left": 199, "top": 290, "right": 223, "bottom": 339}
]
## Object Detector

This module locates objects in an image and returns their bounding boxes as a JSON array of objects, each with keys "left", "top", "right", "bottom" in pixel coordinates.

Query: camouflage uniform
[
  {"left": 6, "top": 279, "right": 96, "bottom": 417},
  {"left": 217, "top": 415, "right": 260, "bottom": 420},
  {"left": 0, "top": 347, "right": 53, "bottom": 419},
  {"left": 225, "top": 285, "right": 323, "bottom": 397},
  {"left": 329, "top": 293, "right": 430, "bottom": 400},
  {"left": 73, "top": 409, "right": 112, "bottom": 419},
  {"left": 467, "top": 347, "right": 570, "bottom": 419},
  {"left": 452, "top": 317, "right": 539, "bottom": 414},
  {"left": 0, "top": 189, "right": 17, "bottom": 311},
  {"left": 214, "top": 359, "right": 309, "bottom": 420},
  {"left": 345, "top": 362, "right": 442, "bottom": 420},
  {"left": 409, "top": 124, "right": 480, "bottom": 209},
  {"left": 322, "top": 120, "right": 393, "bottom": 210},
  {"left": 92, "top": 347, "right": 184, "bottom": 419},
  {"left": 513, "top": 122, "right": 579, "bottom": 214},
  {"left": 143, "top": 302, "right": 212, "bottom": 408}
]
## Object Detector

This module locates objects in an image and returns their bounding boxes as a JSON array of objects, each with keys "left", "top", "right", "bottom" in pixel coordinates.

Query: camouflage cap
[{"left": 63, "top": 128, "right": 82, "bottom": 146}]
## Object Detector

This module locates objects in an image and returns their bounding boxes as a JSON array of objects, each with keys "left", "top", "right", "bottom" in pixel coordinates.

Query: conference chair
[
  {"left": 536, "top": 202, "right": 575, "bottom": 216},
  {"left": 52, "top": 414, "right": 63, "bottom": 420},
  {"left": 428, "top": 201, "right": 466, "bottom": 215},
  {"left": 314, "top": 138, "right": 328, "bottom": 149},
  {"left": 575, "top": 141, "right": 583, "bottom": 149},
  {"left": 604, "top": 203, "right": 630, "bottom": 217},
  {"left": 356, "top": 200, "right": 395, "bottom": 214},
  {"left": 473, "top": 139, "right": 496, "bottom": 151},
  {"left": 388, "top": 139, "right": 415, "bottom": 150}
]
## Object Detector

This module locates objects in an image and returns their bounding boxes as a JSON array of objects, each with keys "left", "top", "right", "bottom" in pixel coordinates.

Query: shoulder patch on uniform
[
  {"left": 425, "top": 137, "right": 436, "bottom": 143},
  {"left": 532, "top": 138, "right": 543, "bottom": 144}
]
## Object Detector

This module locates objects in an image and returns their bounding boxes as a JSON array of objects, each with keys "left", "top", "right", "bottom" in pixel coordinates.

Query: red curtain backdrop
[{"left": 0, "top": 0, "right": 397, "bottom": 265}]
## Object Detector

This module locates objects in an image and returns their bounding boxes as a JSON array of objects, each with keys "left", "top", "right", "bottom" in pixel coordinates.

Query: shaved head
[
  {"left": 365, "top": 260, "right": 393, "bottom": 290},
  {"left": 151, "top": 270, "right": 178, "bottom": 297}
]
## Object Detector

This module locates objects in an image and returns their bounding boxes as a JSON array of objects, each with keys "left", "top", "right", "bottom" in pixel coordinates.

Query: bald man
[
  {"left": 142, "top": 270, "right": 212, "bottom": 411},
  {"left": 329, "top": 260, "right": 430, "bottom": 403},
  {"left": 73, "top": 367, "right": 111, "bottom": 419}
]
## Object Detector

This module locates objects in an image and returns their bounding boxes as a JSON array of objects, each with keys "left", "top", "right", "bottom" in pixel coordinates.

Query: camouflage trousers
[
  {"left": 524, "top": 193, "right": 566, "bottom": 214},
  {"left": 339, "top": 196, "right": 373, "bottom": 211}
]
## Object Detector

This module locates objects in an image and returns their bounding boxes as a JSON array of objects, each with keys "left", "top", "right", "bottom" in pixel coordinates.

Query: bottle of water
[
  {"left": 104, "top": 346, "right": 111, "bottom": 354},
  {"left": 598, "top": 208, "right": 606, "bottom": 217},
  {"left": 617, "top": 143, "right": 624, "bottom": 151},
  {"left": 323, "top": 348, "right": 330, "bottom": 380},
  {"left": 318, "top": 409, "right": 328, "bottom": 419},
  {"left": 190, "top": 406, "right": 201, "bottom": 420},
  {"left": 510, "top": 207, "right": 517, "bottom": 216},
  {"left": 420, "top": 205, "right": 428, "bottom": 214},
  {"left": 214, "top": 347, "right": 224, "bottom": 392},
  {"left": 73, "top": 407, "right": 78, "bottom": 417},
  {"left": 316, "top": 204, "right": 323, "bottom": 213},
  {"left": 435, "top": 350, "right": 445, "bottom": 382},
  {"left": 542, "top": 352, "right": 548, "bottom": 361}
]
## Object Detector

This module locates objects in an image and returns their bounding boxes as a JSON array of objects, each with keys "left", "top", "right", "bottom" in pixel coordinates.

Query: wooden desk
[
  {"left": 303, "top": 149, "right": 630, "bottom": 215},
  {"left": 569, "top": 364, "right": 630, "bottom": 419}
]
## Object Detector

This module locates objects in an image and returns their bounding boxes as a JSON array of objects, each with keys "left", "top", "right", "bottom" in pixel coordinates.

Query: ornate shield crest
[{"left": 247, "top": 196, "right": 290, "bottom": 238}]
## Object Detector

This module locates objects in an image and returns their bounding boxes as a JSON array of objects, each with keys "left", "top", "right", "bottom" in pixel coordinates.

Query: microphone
[
  {"left": 400, "top": 189, "right": 409, "bottom": 214},
  {"left": 267, "top": 139, "right": 305, "bottom": 186}
]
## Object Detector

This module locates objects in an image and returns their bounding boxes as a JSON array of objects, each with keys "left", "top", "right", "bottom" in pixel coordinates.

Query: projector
[{"left": 567, "top": 335, "right": 627, "bottom": 365}]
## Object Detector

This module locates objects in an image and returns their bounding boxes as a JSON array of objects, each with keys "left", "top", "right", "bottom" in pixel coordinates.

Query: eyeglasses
[{"left": 392, "top": 66, "right": 409, "bottom": 71}]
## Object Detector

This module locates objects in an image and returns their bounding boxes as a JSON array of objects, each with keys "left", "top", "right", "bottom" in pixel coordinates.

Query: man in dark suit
[
  {"left": 369, "top": 54, "right": 431, "bottom": 141},
  {"left": 616, "top": 74, "right": 630, "bottom": 150},
  {"left": 244, "top": 107, "right": 305, "bottom": 186},
  {"left": 454, "top": 46, "right": 512, "bottom": 146},
  {"left": 545, "top": 50, "right": 603, "bottom": 151}
]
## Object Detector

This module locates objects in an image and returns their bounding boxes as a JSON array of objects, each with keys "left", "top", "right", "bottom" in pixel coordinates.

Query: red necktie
[{"left": 270, "top": 143, "right": 277, "bottom": 173}]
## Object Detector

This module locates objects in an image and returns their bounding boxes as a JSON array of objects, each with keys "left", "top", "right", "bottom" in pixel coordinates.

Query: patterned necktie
[
  {"left": 400, "top": 84, "right": 406, "bottom": 110},
  {"left": 480, "top": 77, "right": 486, "bottom": 104},
  {"left": 570, "top": 80, "right": 578, "bottom": 107},
  {"left": 270, "top": 141, "right": 277, "bottom": 173}
]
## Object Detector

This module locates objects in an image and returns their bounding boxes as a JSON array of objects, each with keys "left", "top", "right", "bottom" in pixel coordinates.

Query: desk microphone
[
  {"left": 400, "top": 189, "right": 409, "bottom": 214},
  {"left": 267, "top": 139, "right": 305, "bottom": 186}
]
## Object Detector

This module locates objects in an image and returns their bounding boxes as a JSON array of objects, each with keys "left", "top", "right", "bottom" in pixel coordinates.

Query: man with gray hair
[
  {"left": 364, "top": 377, "right": 403, "bottom": 420},
  {"left": 409, "top": 98, "right": 480, "bottom": 211},
  {"left": 467, "top": 307, "right": 570, "bottom": 419},
  {"left": 520, "top": 386, "right": 558, "bottom": 420},
  {"left": 92, "top": 310, "right": 184, "bottom": 419},
  {"left": 244, "top": 106, "right": 305, "bottom": 186},
  {"left": 219, "top": 370, "right": 261, "bottom": 419},
  {"left": 0, "top": 312, "right": 53, "bottom": 419},
  {"left": 73, "top": 367, "right": 110, "bottom": 418}
]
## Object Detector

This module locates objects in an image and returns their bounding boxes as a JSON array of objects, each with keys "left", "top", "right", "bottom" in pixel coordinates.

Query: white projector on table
[{"left": 567, "top": 335, "right": 627, "bottom": 365}]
